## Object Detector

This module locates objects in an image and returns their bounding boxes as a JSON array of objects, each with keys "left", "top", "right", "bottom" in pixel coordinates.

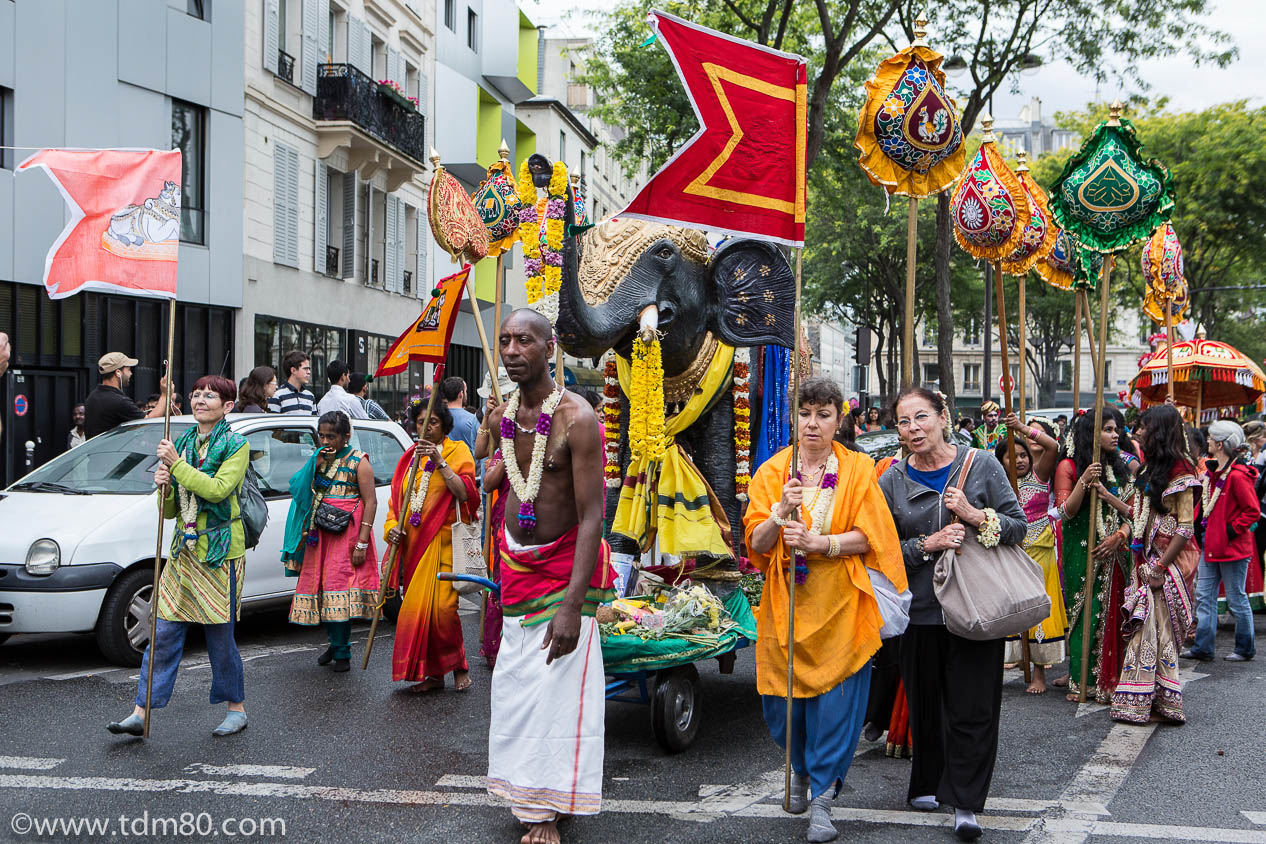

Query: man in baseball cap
[{"left": 83, "top": 352, "right": 168, "bottom": 439}]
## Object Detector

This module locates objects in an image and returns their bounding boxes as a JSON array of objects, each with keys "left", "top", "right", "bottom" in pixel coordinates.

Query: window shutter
[
  {"left": 273, "top": 144, "right": 287, "bottom": 264},
  {"left": 386, "top": 46, "right": 400, "bottom": 84},
  {"left": 263, "top": 0, "right": 280, "bottom": 74},
  {"left": 301, "top": 0, "right": 319, "bottom": 95},
  {"left": 284, "top": 146, "right": 300, "bottom": 267},
  {"left": 348, "top": 17, "right": 371, "bottom": 77},
  {"left": 417, "top": 71, "right": 428, "bottom": 115},
  {"left": 314, "top": 160, "right": 328, "bottom": 275},
  {"left": 384, "top": 195, "right": 399, "bottom": 292},
  {"left": 316, "top": 0, "right": 329, "bottom": 66},
  {"left": 341, "top": 170, "right": 357, "bottom": 278},
  {"left": 416, "top": 213, "right": 428, "bottom": 298},
  {"left": 396, "top": 197, "right": 406, "bottom": 293}
]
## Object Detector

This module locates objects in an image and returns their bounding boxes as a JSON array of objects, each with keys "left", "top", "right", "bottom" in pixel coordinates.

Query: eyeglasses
[
  {"left": 896, "top": 412, "right": 935, "bottom": 430},
  {"left": 188, "top": 391, "right": 223, "bottom": 402}
]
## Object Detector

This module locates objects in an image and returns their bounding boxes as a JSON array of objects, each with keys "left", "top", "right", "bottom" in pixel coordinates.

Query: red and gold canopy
[
  {"left": 1000, "top": 151, "right": 1058, "bottom": 276},
  {"left": 950, "top": 116, "right": 1031, "bottom": 260},
  {"left": 1130, "top": 337, "right": 1266, "bottom": 409}
]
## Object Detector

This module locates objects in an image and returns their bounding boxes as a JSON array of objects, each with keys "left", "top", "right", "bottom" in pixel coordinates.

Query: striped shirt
[{"left": 268, "top": 381, "right": 316, "bottom": 414}]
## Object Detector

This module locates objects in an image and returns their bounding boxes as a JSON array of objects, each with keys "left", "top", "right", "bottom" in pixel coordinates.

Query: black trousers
[
  {"left": 865, "top": 636, "right": 902, "bottom": 727},
  {"left": 899, "top": 624, "right": 1005, "bottom": 812}
]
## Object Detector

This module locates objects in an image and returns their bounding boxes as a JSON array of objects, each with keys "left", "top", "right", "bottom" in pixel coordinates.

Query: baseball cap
[{"left": 98, "top": 352, "right": 139, "bottom": 374}]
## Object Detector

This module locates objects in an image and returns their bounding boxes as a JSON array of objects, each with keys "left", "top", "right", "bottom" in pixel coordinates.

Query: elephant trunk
[{"left": 556, "top": 235, "right": 655, "bottom": 358}]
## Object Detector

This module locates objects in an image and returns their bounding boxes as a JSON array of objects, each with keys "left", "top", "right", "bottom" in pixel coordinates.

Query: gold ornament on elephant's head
[{"left": 577, "top": 219, "right": 709, "bottom": 306}]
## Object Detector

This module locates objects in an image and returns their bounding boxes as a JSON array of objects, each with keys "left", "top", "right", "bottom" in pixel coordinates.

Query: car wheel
[
  {"left": 651, "top": 664, "right": 701, "bottom": 753},
  {"left": 96, "top": 567, "right": 155, "bottom": 667}
]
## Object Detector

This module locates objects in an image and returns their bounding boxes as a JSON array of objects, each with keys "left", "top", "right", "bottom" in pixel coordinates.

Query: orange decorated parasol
[{"left": 1130, "top": 335, "right": 1266, "bottom": 411}]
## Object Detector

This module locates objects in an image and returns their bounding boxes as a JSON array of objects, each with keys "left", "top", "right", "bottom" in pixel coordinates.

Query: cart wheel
[{"left": 651, "top": 664, "right": 700, "bottom": 753}]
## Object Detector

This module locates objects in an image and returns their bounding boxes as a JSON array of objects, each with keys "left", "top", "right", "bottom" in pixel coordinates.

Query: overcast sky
[{"left": 521, "top": 0, "right": 1262, "bottom": 123}]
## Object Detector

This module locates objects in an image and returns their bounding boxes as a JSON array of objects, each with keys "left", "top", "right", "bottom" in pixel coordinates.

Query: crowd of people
[{"left": 90, "top": 313, "right": 1265, "bottom": 844}]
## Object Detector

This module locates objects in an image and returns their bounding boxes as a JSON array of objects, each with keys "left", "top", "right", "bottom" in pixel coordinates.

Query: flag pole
[
  {"left": 993, "top": 263, "right": 1030, "bottom": 684},
  {"left": 903, "top": 197, "right": 917, "bottom": 387},
  {"left": 1017, "top": 275, "right": 1027, "bottom": 424},
  {"left": 1079, "top": 255, "right": 1112, "bottom": 702},
  {"left": 783, "top": 246, "right": 803, "bottom": 812},
  {"left": 1164, "top": 300, "right": 1174, "bottom": 402},
  {"left": 1081, "top": 289, "right": 1100, "bottom": 384},
  {"left": 142, "top": 296, "right": 177, "bottom": 738},
  {"left": 363, "top": 372, "right": 445, "bottom": 670},
  {"left": 493, "top": 139, "right": 510, "bottom": 374},
  {"left": 1073, "top": 291, "right": 1083, "bottom": 415}
]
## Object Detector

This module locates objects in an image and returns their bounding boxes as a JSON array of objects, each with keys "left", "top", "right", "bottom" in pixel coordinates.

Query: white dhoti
[{"left": 487, "top": 615, "right": 605, "bottom": 823}]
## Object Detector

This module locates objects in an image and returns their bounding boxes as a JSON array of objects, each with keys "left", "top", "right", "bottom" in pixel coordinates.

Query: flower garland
[
  {"left": 178, "top": 484, "right": 200, "bottom": 551},
  {"left": 1200, "top": 459, "right": 1235, "bottom": 531},
  {"left": 977, "top": 508, "right": 1001, "bottom": 548},
  {"left": 500, "top": 387, "right": 565, "bottom": 536},
  {"left": 791, "top": 452, "right": 839, "bottom": 585},
  {"left": 1129, "top": 490, "right": 1150, "bottom": 554},
  {"left": 602, "top": 353, "right": 622, "bottom": 489},
  {"left": 517, "top": 159, "right": 568, "bottom": 324},
  {"left": 733, "top": 347, "right": 751, "bottom": 501},
  {"left": 406, "top": 458, "right": 437, "bottom": 527},
  {"left": 628, "top": 335, "right": 666, "bottom": 461}
]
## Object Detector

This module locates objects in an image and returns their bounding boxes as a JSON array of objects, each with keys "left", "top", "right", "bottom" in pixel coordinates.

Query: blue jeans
[
  {"left": 1193, "top": 557, "right": 1256, "bottom": 659},
  {"left": 135, "top": 566, "right": 245, "bottom": 707}
]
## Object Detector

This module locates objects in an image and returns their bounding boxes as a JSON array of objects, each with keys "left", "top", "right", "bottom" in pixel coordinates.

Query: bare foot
[
  {"left": 1003, "top": 662, "right": 1018, "bottom": 670},
  {"left": 454, "top": 670, "right": 472, "bottom": 692},
  {"left": 407, "top": 677, "right": 444, "bottom": 694},
  {"left": 1065, "top": 693, "right": 1082, "bottom": 702},
  {"left": 1051, "top": 675, "right": 1069, "bottom": 688},
  {"left": 520, "top": 821, "right": 561, "bottom": 844},
  {"left": 1026, "top": 678, "right": 1047, "bottom": 695}
]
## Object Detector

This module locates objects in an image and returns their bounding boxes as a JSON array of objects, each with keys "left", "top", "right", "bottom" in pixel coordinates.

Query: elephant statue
[{"left": 556, "top": 216, "right": 797, "bottom": 562}]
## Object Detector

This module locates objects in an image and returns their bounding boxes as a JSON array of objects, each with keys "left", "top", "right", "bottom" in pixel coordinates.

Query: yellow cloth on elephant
[{"left": 612, "top": 342, "right": 734, "bottom": 558}]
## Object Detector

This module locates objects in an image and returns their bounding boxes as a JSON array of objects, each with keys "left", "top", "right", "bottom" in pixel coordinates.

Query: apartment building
[{"left": 0, "top": 0, "right": 244, "bottom": 482}]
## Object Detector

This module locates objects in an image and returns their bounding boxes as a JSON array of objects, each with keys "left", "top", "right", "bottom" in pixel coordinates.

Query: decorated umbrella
[
  {"left": 1140, "top": 222, "right": 1188, "bottom": 400},
  {"left": 854, "top": 14, "right": 965, "bottom": 385},
  {"left": 1047, "top": 100, "right": 1174, "bottom": 702},
  {"left": 1130, "top": 335, "right": 1264, "bottom": 417},
  {"left": 1000, "top": 150, "right": 1059, "bottom": 420}
]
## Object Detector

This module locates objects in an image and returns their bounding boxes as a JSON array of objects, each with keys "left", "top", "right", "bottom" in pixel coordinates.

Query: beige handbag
[
  {"left": 932, "top": 450, "right": 1051, "bottom": 641},
  {"left": 449, "top": 504, "right": 486, "bottom": 595}
]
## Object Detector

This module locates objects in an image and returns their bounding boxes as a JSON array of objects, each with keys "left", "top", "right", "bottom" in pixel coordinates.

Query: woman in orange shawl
[
  {"left": 384, "top": 400, "right": 478, "bottom": 692},
  {"left": 745, "top": 377, "right": 906, "bottom": 843}
]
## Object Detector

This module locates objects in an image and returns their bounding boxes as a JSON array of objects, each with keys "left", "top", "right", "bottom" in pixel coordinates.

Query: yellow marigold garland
[
  {"left": 602, "top": 354, "right": 622, "bottom": 488},
  {"left": 517, "top": 159, "right": 567, "bottom": 321},
  {"left": 628, "top": 335, "right": 666, "bottom": 461},
  {"left": 732, "top": 347, "right": 752, "bottom": 501}
]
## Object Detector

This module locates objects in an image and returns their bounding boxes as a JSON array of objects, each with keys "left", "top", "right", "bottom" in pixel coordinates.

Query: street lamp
[
  {"left": 943, "top": 54, "right": 968, "bottom": 76},
  {"left": 1018, "top": 52, "right": 1042, "bottom": 74}
]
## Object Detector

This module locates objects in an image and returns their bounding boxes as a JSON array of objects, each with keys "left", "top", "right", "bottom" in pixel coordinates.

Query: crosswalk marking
[
  {"left": 0, "top": 757, "right": 64, "bottom": 770},
  {"left": 185, "top": 764, "right": 315, "bottom": 780}
]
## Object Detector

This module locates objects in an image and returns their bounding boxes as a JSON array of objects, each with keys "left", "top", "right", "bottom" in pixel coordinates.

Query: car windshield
[{"left": 11, "top": 422, "right": 194, "bottom": 495}]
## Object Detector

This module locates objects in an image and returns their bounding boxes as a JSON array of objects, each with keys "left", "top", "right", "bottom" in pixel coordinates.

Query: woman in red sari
[{"left": 384, "top": 399, "right": 478, "bottom": 692}]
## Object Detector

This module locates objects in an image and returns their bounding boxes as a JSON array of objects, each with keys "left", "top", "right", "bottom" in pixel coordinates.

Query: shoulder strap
[{"left": 953, "top": 448, "right": 975, "bottom": 490}]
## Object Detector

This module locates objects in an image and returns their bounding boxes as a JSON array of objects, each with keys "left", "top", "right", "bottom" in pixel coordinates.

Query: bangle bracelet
[
  {"left": 771, "top": 512, "right": 790, "bottom": 528},
  {"left": 354, "top": 542, "right": 368, "bottom": 550},
  {"left": 827, "top": 535, "right": 840, "bottom": 557}
]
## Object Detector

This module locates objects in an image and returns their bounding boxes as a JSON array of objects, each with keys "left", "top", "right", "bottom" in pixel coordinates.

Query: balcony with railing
[
  {"left": 277, "top": 50, "right": 296, "bottom": 86},
  {"left": 313, "top": 63, "right": 427, "bottom": 190}
]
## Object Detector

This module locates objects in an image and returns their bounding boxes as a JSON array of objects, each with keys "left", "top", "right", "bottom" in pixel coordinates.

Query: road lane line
[
  {"left": 0, "top": 757, "right": 64, "bottom": 770},
  {"left": 185, "top": 764, "right": 315, "bottom": 780},
  {"left": 1244, "top": 812, "right": 1266, "bottom": 826},
  {"left": 1021, "top": 721, "right": 1155, "bottom": 843},
  {"left": 435, "top": 775, "right": 487, "bottom": 789}
]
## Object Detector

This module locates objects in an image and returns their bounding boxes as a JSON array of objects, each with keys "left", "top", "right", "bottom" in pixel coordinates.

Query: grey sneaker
[
  {"left": 786, "top": 773, "right": 810, "bottom": 815},
  {"left": 806, "top": 794, "right": 838, "bottom": 842},
  {"left": 1225, "top": 653, "right": 1253, "bottom": 662}
]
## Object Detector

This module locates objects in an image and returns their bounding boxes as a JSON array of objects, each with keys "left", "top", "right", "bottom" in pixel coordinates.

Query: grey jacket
[{"left": 879, "top": 446, "right": 1027, "bottom": 626}]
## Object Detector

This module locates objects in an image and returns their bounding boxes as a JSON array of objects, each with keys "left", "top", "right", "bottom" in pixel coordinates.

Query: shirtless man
[{"left": 481, "top": 309, "right": 614, "bottom": 844}]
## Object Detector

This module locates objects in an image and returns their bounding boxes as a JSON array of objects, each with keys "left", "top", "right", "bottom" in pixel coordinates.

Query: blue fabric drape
[{"left": 755, "top": 345, "right": 791, "bottom": 471}]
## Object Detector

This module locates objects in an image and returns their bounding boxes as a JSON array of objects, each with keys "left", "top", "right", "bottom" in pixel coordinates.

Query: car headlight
[{"left": 25, "top": 539, "right": 60, "bottom": 575}]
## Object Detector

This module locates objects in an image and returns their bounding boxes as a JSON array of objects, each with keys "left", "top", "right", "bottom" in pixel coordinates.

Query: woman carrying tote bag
[{"left": 878, "top": 388, "right": 1026, "bottom": 842}]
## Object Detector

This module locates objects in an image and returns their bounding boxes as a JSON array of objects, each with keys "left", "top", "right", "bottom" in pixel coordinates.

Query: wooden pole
[
  {"left": 1082, "top": 289, "right": 1100, "bottom": 382},
  {"left": 494, "top": 139, "right": 510, "bottom": 375},
  {"left": 1078, "top": 257, "right": 1113, "bottom": 702},
  {"left": 1164, "top": 302, "right": 1175, "bottom": 402},
  {"left": 994, "top": 264, "right": 1030, "bottom": 683},
  {"left": 1073, "top": 291, "right": 1083, "bottom": 415},
  {"left": 142, "top": 297, "right": 177, "bottom": 738},
  {"left": 903, "top": 198, "right": 917, "bottom": 387},
  {"left": 783, "top": 247, "right": 803, "bottom": 812},
  {"left": 462, "top": 271, "right": 502, "bottom": 406},
  {"left": 362, "top": 373, "right": 445, "bottom": 669},
  {"left": 1017, "top": 275, "right": 1028, "bottom": 423}
]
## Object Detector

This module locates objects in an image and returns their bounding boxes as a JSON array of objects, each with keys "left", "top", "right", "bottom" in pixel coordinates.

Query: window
[
  {"left": 444, "top": 0, "right": 455, "bottom": 31},
  {"left": 559, "top": 131, "right": 566, "bottom": 164},
  {"left": 467, "top": 9, "right": 478, "bottom": 51},
  {"left": 186, "top": 0, "right": 209, "bottom": 21},
  {"left": 246, "top": 428, "right": 318, "bottom": 498},
  {"left": 963, "top": 316, "right": 981, "bottom": 346},
  {"left": 277, "top": 0, "right": 288, "bottom": 53},
  {"left": 0, "top": 86, "right": 12, "bottom": 171},
  {"left": 326, "top": 10, "right": 336, "bottom": 61},
  {"left": 922, "top": 363, "right": 941, "bottom": 387},
  {"left": 921, "top": 319, "right": 936, "bottom": 347},
  {"left": 171, "top": 99, "right": 206, "bottom": 244},
  {"left": 349, "top": 429, "right": 405, "bottom": 485},
  {"left": 580, "top": 150, "right": 586, "bottom": 179},
  {"left": 963, "top": 363, "right": 982, "bottom": 392},
  {"left": 1055, "top": 360, "right": 1072, "bottom": 390}
]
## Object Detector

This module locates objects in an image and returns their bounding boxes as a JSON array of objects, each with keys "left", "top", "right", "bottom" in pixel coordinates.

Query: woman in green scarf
[{"left": 108, "top": 375, "right": 251, "bottom": 738}]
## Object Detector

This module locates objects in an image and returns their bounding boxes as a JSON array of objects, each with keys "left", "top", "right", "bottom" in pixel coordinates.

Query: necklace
[
  {"left": 406, "top": 454, "right": 438, "bottom": 527},
  {"left": 500, "top": 387, "right": 565, "bottom": 535},
  {"left": 1200, "top": 458, "right": 1235, "bottom": 528},
  {"left": 789, "top": 452, "right": 840, "bottom": 585}
]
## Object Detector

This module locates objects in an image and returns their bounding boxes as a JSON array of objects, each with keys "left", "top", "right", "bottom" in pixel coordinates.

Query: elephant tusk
[{"left": 638, "top": 305, "right": 659, "bottom": 343}]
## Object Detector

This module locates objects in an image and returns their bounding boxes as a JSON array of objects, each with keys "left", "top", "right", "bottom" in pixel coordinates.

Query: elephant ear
[{"left": 710, "top": 239, "right": 797, "bottom": 347}]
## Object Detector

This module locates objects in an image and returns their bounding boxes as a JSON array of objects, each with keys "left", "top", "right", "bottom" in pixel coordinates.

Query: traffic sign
[{"left": 14, "top": 394, "right": 28, "bottom": 416}]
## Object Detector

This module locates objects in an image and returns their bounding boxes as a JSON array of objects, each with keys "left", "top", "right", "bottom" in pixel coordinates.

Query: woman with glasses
[
  {"left": 878, "top": 387, "right": 1025, "bottom": 842},
  {"left": 107, "top": 376, "right": 250, "bottom": 738}
]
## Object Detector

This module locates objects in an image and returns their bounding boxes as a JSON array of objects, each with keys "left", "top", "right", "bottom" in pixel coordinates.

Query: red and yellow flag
[
  {"left": 18, "top": 148, "right": 183, "bottom": 299},
  {"left": 618, "top": 10, "right": 807, "bottom": 246},
  {"left": 375, "top": 266, "right": 470, "bottom": 376}
]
